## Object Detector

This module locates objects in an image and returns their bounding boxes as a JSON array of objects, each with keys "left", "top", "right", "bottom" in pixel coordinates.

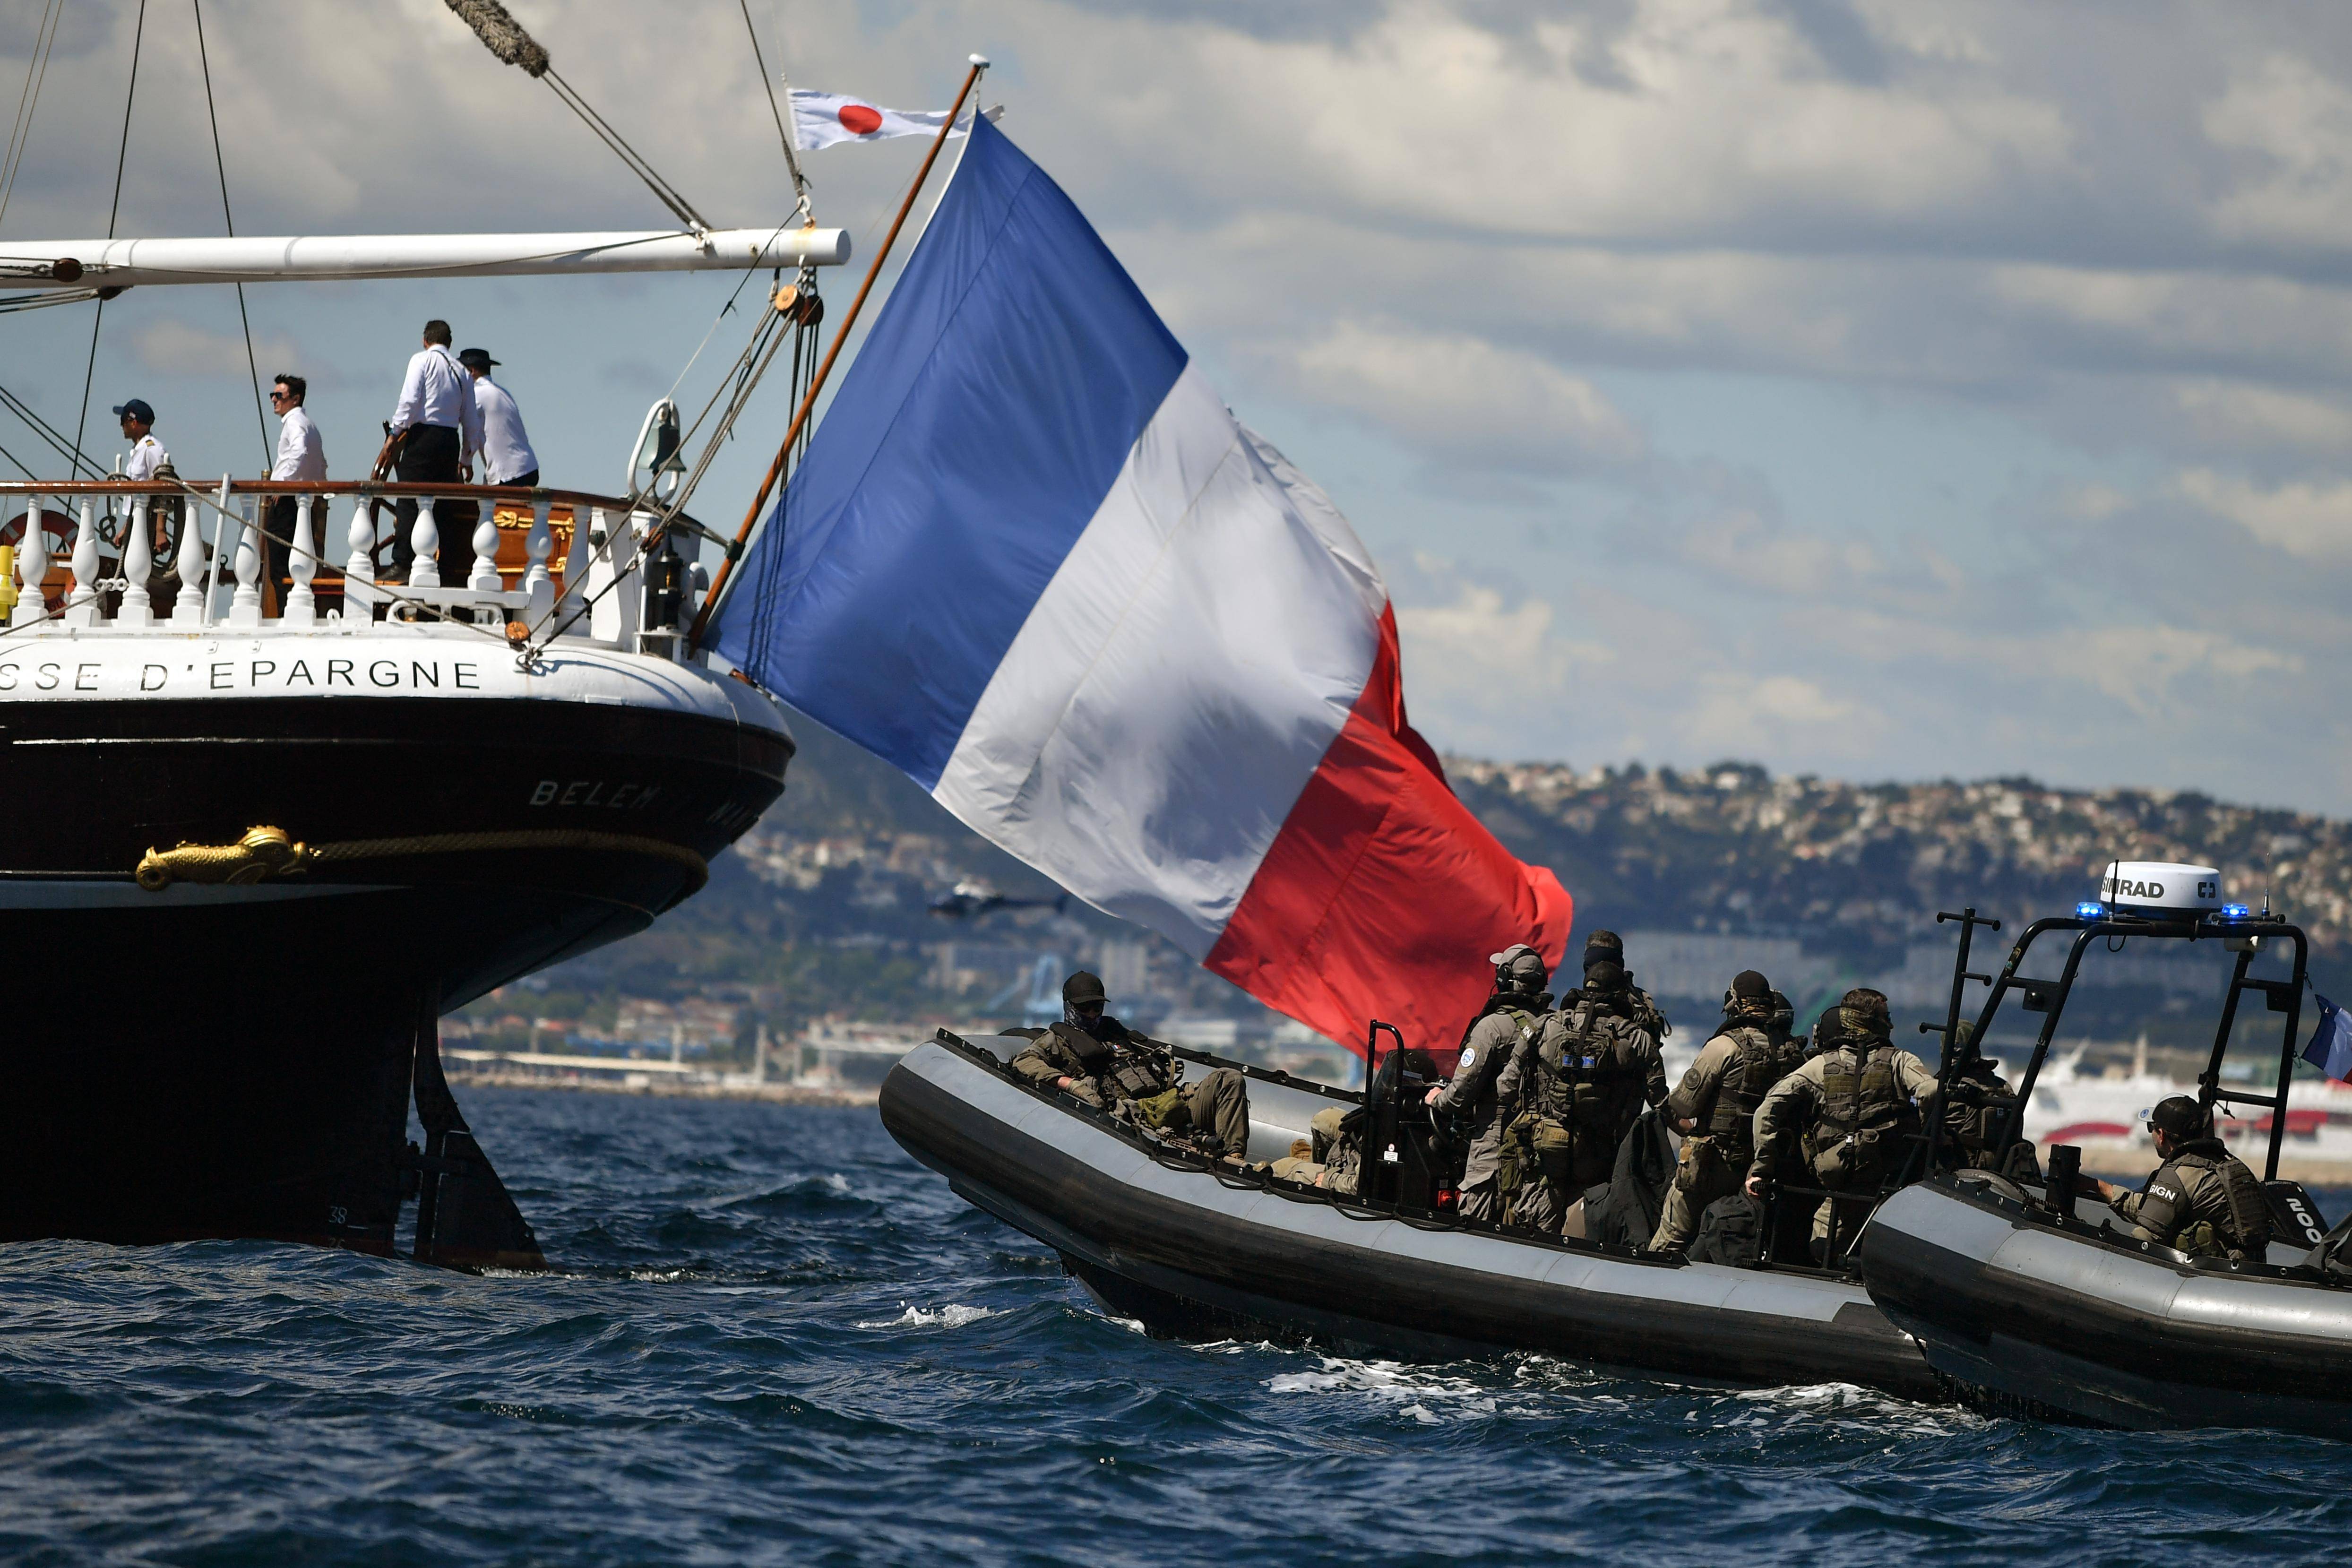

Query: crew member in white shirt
[
  {"left": 113, "top": 397, "right": 167, "bottom": 482},
  {"left": 382, "top": 319, "right": 482, "bottom": 584},
  {"left": 457, "top": 349, "right": 538, "bottom": 491},
  {"left": 266, "top": 374, "right": 327, "bottom": 606},
  {"left": 112, "top": 397, "right": 173, "bottom": 594}
]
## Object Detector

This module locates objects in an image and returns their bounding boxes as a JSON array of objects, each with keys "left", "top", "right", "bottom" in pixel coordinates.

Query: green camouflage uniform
[
  {"left": 1649, "top": 1016, "right": 1801, "bottom": 1253},
  {"left": 1751, "top": 1030, "right": 1937, "bottom": 1249},
  {"left": 1010, "top": 1018, "right": 1251, "bottom": 1157},
  {"left": 2111, "top": 1138, "right": 2272, "bottom": 1259},
  {"left": 1501, "top": 992, "right": 1665, "bottom": 1235},
  {"left": 1436, "top": 1003, "right": 1543, "bottom": 1223}
]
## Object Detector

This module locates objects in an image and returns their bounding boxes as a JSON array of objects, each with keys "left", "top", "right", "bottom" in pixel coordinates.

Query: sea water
[{"left": 4, "top": 1089, "right": 2350, "bottom": 1566}]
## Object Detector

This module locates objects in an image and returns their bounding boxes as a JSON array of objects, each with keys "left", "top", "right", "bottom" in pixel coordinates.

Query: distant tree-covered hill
[{"left": 508, "top": 716, "right": 2348, "bottom": 1052}]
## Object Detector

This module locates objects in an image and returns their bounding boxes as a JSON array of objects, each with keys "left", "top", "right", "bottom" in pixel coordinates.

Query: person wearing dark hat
[
  {"left": 1747, "top": 987, "right": 1938, "bottom": 1261},
  {"left": 1007, "top": 971, "right": 1250, "bottom": 1159},
  {"left": 1429, "top": 943, "right": 1555, "bottom": 1224},
  {"left": 1499, "top": 955, "right": 1667, "bottom": 1233},
  {"left": 112, "top": 398, "right": 167, "bottom": 482},
  {"left": 1647, "top": 969, "right": 1806, "bottom": 1254},
  {"left": 1580, "top": 930, "right": 1671, "bottom": 1041},
  {"left": 459, "top": 348, "right": 539, "bottom": 489},
  {"left": 2094, "top": 1097, "right": 2271, "bottom": 1259}
]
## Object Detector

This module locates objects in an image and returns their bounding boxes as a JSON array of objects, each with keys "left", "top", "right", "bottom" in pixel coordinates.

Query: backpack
[{"left": 1689, "top": 1192, "right": 1766, "bottom": 1267}]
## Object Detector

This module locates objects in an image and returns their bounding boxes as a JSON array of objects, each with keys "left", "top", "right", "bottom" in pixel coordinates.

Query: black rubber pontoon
[{"left": 883, "top": 1034, "right": 1938, "bottom": 1398}]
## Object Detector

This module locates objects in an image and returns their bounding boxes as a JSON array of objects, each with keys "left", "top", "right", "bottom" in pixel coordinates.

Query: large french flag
[{"left": 708, "top": 114, "right": 1571, "bottom": 1057}]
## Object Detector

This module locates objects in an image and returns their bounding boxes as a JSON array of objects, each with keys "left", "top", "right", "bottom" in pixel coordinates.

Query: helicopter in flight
[{"left": 927, "top": 880, "right": 1072, "bottom": 920}]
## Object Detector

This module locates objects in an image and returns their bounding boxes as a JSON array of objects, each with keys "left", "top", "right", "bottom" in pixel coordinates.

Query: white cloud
[
  {"left": 1680, "top": 672, "right": 1864, "bottom": 755},
  {"left": 2166, "top": 378, "right": 2352, "bottom": 456},
  {"left": 1277, "top": 321, "right": 1647, "bottom": 473},
  {"left": 2177, "top": 468, "right": 2352, "bottom": 560},
  {"left": 2203, "top": 56, "right": 2352, "bottom": 250},
  {"left": 131, "top": 320, "right": 301, "bottom": 380}
]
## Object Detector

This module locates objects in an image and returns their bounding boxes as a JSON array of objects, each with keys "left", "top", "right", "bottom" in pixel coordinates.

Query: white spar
[{"left": 0, "top": 227, "right": 850, "bottom": 290}]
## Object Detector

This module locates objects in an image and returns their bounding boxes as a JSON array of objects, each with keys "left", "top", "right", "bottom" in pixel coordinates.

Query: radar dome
[{"left": 2098, "top": 860, "right": 2222, "bottom": 915}]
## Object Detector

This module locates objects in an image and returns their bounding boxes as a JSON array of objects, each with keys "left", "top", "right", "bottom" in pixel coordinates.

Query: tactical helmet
[
  {"left": 1062, "top": 971, "right": 1108, "bottom": 1007},
  {"left": 1490, "top": 942, "right": 1549, "bottom": 997},
  {"left": 1838, "top": 987, "right": 1892, "bottom": 1042},
  {"left": 2148, "top": 1095, "right": 2209, "bottom": 1141},
  {"left": 1723, "top": 968, "right": 1771, "bottom": 1016}
]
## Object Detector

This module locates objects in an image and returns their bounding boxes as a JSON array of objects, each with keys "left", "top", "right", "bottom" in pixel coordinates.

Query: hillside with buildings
[{"left": 460, "top": 719, "right": 2350, "bottom": 1079}]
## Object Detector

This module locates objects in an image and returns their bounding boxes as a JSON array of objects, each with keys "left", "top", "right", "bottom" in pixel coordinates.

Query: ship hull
[{"left": 0, "top": 669, "right": 790, "bottom": 1254}]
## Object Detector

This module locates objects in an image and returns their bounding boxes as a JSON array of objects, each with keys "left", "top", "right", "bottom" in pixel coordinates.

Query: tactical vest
[
  {"left": 1492, "top": 1005, "right": 1540, "bottom": 1088},
  {"left": 2139, "top": 1143, "right": 2271, "bottom": 1257},
  {"left": 1539, "top": 1000, "right": 1645, "bottom": 1137},
  {"left": 1703, "top": 1025, "right": 1781, "bottom": 1163},
  {"left": 1809, "top": 1043, "right": 1906, "bottom": 1160},
  {"left": 1046, "top": 1020, "right": 1114, "bottom": 1079}
]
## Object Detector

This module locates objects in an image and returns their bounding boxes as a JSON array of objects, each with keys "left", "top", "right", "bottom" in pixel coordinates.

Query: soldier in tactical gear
[
  {"left": 1427, "top": 942, "right": 1555, "bottom": 1224},
  {"left": 1647, "top": 969, "right": 1804, "bottom": 1254},
  {"left": 1580, "top": 930, "right": 1671, "bottom": 1041},
  {"left": 1500, "top": 957, "right": 1666, "bottom": 1234},
  {"left": 1008, "top": 971, "right": 1252, "bottom": 1159},
  {"left": 2096, "top": 1095, "right": 2271, "bottom": 1259},
  {"left": 1937, "top": 1022, "right": 2022, "bottom": 1172},
  {"left": 1748, "top": 987, "right": 1938, "bottom": 1259}
]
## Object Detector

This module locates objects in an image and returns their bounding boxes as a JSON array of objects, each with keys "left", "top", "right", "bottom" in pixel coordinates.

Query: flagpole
[{"left": 688, "top": 53, "right": 989, "bottom": 651}]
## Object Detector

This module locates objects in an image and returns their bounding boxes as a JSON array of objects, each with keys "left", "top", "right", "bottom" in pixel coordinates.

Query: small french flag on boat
[
  {"left": 709, "top": 114, "right": 1572, "bottom": 1056},
  {"left": 2306, "top": 992, "right": 2352, "bottom": 1084}
]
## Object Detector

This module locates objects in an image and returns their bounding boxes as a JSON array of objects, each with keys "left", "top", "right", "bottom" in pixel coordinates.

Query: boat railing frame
[{"left": 1935, "top": 909, "right": 2313, "bottom": 1182}]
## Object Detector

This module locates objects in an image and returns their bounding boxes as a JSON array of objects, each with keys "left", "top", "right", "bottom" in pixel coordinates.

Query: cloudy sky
[{"left": 2, "top": 0, "right": 2348, "bottom": 811}]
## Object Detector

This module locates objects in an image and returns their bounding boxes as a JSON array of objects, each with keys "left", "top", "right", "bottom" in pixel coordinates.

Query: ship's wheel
[{"left": 0, "top": 508, "right": 82, "bottom": 616}]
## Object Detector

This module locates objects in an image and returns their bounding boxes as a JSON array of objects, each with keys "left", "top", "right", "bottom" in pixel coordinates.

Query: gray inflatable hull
[
  {"left": 1860, "top": 1178, "right": 2352, "bottom": 1434},
  {"left": 881, "top": 1041, "right": 1938, "bottom": 1398}
]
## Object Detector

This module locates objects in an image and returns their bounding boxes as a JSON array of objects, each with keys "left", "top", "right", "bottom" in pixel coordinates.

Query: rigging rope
[
  {"left": 440, "top": 0, "right": 711, "bottom": 233},
  {"left": 0, "top": 378, "right": 105, "bottom": 478},
  {"left": 737, "top": 0, "right": 810, "bottom": 218},
  {"left": 74, "top": 0, "right": 147, "bottom": 480},
  {"left": 0, "top": 0, "right": 65, "bottom": 234},
  {"left": 190, "top": 0, "right": 270, "bottom": 472}
]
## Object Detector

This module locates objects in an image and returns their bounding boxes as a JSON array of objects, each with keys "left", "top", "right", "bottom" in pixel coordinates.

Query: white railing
[{"left": 0, "top": 481, "right": 690, "bottom": 652}]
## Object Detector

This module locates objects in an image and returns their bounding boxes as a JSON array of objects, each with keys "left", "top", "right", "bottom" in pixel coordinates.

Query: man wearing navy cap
[{"left": 113, "top": 398, "right": 167, "bottom": 482}]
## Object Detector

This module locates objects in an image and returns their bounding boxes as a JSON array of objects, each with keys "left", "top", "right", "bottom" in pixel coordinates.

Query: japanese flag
[{"left": 789, "top": 90, "right": 996, "bottom": 152}]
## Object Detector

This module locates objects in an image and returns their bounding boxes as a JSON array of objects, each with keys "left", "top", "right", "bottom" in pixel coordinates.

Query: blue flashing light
[
  {"left": 2076, "top": 902, "right": 2105, "bottom": 920},
  {"left": 2221, "top": 902, "right": 2251, "bottom": 921}
]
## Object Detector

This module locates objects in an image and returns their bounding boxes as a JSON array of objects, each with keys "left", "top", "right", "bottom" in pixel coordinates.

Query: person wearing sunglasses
[{"left": 264, "top": 375, "right": 327, "bottom": 609}]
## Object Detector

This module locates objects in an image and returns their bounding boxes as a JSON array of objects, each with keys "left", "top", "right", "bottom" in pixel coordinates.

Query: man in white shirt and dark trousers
[
  {"left": 266, "top": 374, "right": 326, "bottom": 609},
  {"left": 112, "top": 397, "right": 174, "bottom": 611},
  {"left": 384, "top": 319, "right": 482, "bottom": 585},
  {"left": 458, "top": 348, "right": 538, "bottom": 490}
]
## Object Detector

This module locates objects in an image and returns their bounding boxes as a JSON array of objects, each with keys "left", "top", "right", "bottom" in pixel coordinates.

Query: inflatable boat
[
  {"left": 1862, "top": 1172, "right": 2352, "bottom": 1433},
  {"left": 1853, "top": 865, "right": 2352, "bottom": 1436},
  {"left": 881, "top": 1030, "right": 1940, "bottom": 1399}
]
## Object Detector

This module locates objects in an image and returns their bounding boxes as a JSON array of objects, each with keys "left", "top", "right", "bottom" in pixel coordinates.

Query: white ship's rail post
[{"left": 0, "top": 479, "right": 699, "bottom": 656}]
